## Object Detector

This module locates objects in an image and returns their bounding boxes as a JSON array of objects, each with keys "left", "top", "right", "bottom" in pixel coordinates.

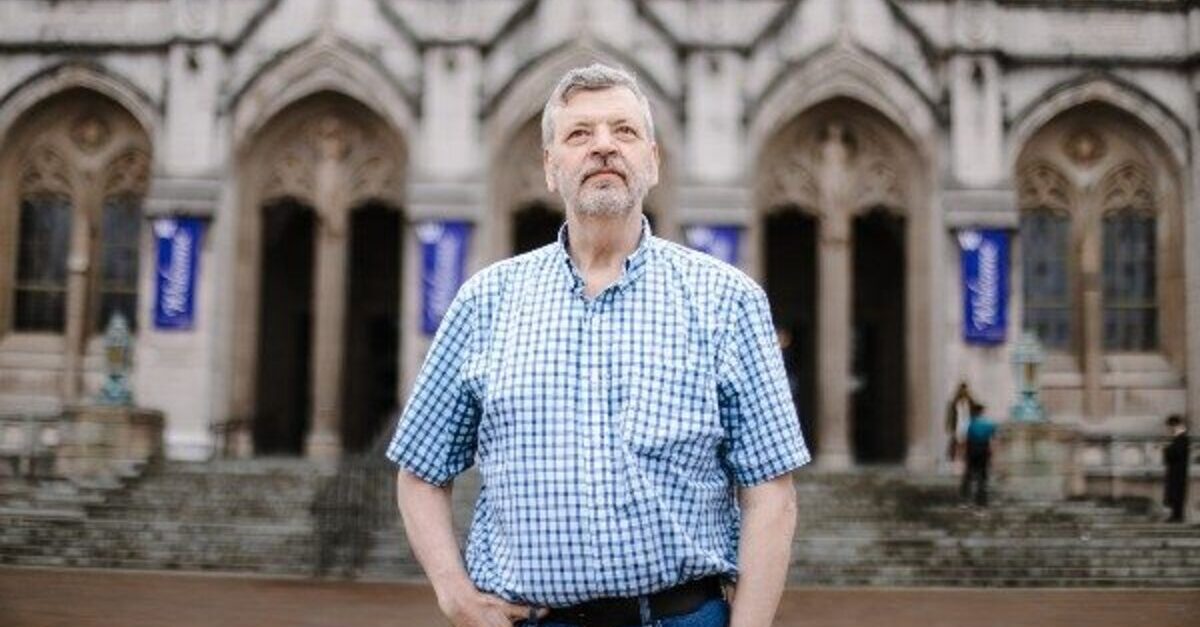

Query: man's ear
[{"left": 544, "top": 147, "right": 557, "bottom": 192}]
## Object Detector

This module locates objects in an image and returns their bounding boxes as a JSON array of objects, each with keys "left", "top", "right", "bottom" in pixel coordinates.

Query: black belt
[{"left": 540, "top": 576, "right": 724, "bottom": 627}]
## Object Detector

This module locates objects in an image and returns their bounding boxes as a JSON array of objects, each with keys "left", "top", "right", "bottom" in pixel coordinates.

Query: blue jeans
[{"left": 518, "top": 598, "right": 730, "bottom": 627}]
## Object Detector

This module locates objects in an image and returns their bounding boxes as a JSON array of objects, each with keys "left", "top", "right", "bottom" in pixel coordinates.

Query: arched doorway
[
  {"left": 756, "top": 98, "right": 927, "bottom": 468},
  {"left": 233, "top": 93, "right": 407, "bottom": 458}
]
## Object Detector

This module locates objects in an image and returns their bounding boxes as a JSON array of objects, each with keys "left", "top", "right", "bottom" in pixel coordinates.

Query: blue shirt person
[
  {"left": 388, "top": 64, "right": 810, "bottom": 627},
  {"left": 960, "top": 402, "right": 996, "bottom": 507}
]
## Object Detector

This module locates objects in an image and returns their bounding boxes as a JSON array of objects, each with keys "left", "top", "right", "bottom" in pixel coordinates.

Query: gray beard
[
  {"left": 563, "top": 168, "right": 651, "bottom": 217},
  {"left": 574, "top": 185, "right": 635, "bottom": 216}
]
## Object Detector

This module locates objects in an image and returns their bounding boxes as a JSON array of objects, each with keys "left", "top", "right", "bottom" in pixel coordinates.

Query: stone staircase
[
  {"left": 0, "top": 459, "right": 332, "bottom": 575},
  {"left": 2, "top": 462, "right": 1197, "bottom": 586},
  {"left": 788, "top": 472, "right": 1200, "bottom": 587}
]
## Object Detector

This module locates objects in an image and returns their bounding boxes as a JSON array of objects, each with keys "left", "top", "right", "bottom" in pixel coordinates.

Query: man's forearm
[
  {"left": 395, "top": 470, "right": 474, "bottom": 602},
  {"left": 730, "top": 473, "right": 798, "bottom": 627}
]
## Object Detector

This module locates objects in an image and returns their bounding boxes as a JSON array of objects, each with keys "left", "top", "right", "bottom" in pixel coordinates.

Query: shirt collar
[{"left": 556, "top": 214, "right": 654, "bottom": 297}]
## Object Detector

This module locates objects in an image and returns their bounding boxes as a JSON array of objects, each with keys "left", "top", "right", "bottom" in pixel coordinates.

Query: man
[
  {"left": 959, "top": 402, "right": 996, "bottom": 508},
  {"left": 387, "top": 63, "right": 809, "bottom": 627},
  {"left": 1163, "top": 415, "right": 1190, "bottom": 523}
]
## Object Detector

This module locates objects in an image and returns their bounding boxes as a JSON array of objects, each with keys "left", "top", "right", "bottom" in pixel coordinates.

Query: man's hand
[
  {"left": 396, "top": 470, "right": 546, "bottom": 626},
  {"left": 438, "top": 585, "right": 543, "bottom": 627}
]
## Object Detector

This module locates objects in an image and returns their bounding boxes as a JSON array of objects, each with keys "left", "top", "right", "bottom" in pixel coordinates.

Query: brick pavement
[{"left": 1, "top": 567, "right": 1197, "bottom": 627}]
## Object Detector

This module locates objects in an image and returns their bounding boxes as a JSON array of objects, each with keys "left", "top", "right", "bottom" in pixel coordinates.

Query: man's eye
[
  {"left": 616, "top": 126, "right": 637, "bottom": 137},
  {"left": 567, "top": 129, "right": 588, "bottom": 140}
]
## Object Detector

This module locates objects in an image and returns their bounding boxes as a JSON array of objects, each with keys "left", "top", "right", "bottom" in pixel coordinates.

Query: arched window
[
  {"left": 1102, "top": 209, "right": 1156, "bottom": 351},
  {"left": 1020, "top": 209, "right": 1072, "bottom": 350},
  {"left": 95, "top": 194, "right": 142, "bottom": 332},
  {"left": 1, "top": 91, "right": 150, "bottom": 340},
  {"left": 14, "top": 196, "right": 72, "bottom": 331}
]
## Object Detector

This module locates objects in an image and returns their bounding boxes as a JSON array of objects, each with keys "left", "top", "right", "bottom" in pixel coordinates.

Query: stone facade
[{"left": 0, "top": 0, "right": 1196, "bottom": 468}]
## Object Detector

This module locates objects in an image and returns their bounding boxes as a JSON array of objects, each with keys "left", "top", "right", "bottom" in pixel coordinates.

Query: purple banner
[
  {"left": 684, "top": 225, "right": 741, "bottom": 266},
  {"left": 153, "top": 217, "right": 204, "bottom": 331},
  {"left": 959, "top": 228, "right": 1009, "bottom": 345},
  {"left": 419, "top": 221, "right": 472, "bottom": 335}
]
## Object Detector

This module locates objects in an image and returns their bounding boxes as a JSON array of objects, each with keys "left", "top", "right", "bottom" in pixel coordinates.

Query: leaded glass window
[
  {"left": 95, "top": 195, "right": 141, "bottom": 332},
  {"left": 14, "top": 196, "right": 72, "bottom": 332},
  {"left": 1020, "top": 209, "right": 1072, "bottom": 350},
  {"left": 1102, "top": 210, "right": 1156, "bottom": 351}
]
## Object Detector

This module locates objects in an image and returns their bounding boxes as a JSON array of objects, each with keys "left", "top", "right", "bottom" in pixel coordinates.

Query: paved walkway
[{"left": 1, "top": 567, "right": 1197, "bottom": 627}]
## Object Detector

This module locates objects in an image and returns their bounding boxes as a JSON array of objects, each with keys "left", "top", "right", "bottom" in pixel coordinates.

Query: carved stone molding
[
  {"left": 757, "top": 112, "right": 910, "bottom": 215},
  {"left": 1018, "top": 161, "right": 1073, "bottom": 213},
  {"left": 70, "top": 114, "right": 111, "bottom": 155},
  {"left": 855, "top": 159, "right": 902, "bottom": 213},
  {"left": 19, "top": 145, "right": 74, "bottom": 198},
  {"left": 259, "top": 107, "right": 405, "bottom": 212},
  {"left": 1098, "top": 162, "right": 1154, "bottom": 215},
  {"left": 756, "top": 157, "right": 819, "bottom": 213},
  {"left": 1062, "top": 128, "right": 1105, "bottom": 167},
  {"left": 103, "top": 148, "right": 151, "bottom": 198}
]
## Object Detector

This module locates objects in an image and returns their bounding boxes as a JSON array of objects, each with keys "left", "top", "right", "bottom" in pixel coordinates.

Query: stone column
[
  {"left": 307, "top": 208, "right": 348, "bottom": 460},
  {"left": 62, "top": 186, "right": 99, "bottom": 403},
  {"left": 1080, "top": 220, "right": 1104, "bottom": 418},
  {"left": 816, "top": 213, "right": 853, "bottom": 470}
]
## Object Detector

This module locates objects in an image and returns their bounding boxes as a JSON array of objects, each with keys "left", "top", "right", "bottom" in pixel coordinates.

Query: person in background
[
  {"left": 1162, "top": 415, "right": 1190, "bottom": 523},
  {"left": 944, "top": 382, "right": 976, "bottom": 468},
  {"left": 960, "top": 402, "right": 996, "bottom": 508}
]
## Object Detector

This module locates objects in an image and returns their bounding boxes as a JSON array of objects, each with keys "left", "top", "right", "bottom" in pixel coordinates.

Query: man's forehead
[{"left": 555, "top": 87, "right": 645, "bottom": 125}]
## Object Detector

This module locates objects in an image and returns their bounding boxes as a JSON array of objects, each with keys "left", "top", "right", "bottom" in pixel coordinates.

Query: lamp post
[
  {"left": 97, "top": 312, "right": 133, "bottom": 406},
  {"left": 1010, "top": 330, "right": 1045, "bottom": 422}
]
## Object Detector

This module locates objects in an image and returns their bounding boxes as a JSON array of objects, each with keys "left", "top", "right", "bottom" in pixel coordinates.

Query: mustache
[{"left": 580, "top": 159, "right": 629, "bottom": 184}]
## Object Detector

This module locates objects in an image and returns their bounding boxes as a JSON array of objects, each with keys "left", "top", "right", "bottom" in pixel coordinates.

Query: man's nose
[{"left": 590, "top": 126, "right": 617, "bottom": 157}]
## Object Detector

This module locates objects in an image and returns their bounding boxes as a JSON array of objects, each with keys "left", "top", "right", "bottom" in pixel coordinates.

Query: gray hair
[{"left": 540, "top": 63, "right": 656, "bottom": 148}]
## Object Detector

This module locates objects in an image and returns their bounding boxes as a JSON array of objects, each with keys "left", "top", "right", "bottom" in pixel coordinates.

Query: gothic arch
[
  {"left": 755, "top": 98, "right": 921, "bottom": 217},
  {"left": 747, "top": 44, "right": 938, "bottom": 178},
  {"left": 0, "top": 62, "right": 159, "bottom": 148},
  {"left": 752, "top": 95, "right": 934, "bottom": 470},
  {"left": 1008, "top": 75, "right": 1188, "bottom": 176},
  {"left": 227, "top": 37, "right": 418, "bottom": 153},
  {"left": 228, "top": 92, "right": 408, "bottom": 448}
]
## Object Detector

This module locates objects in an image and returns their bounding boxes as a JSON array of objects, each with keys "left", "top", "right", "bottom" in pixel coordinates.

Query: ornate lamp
[
  {"left": 1010, "top": 330, "right": 1046, "bottom": 422},
  {"left": 97, "top": 312, "right": 134, "bottom": 406}
]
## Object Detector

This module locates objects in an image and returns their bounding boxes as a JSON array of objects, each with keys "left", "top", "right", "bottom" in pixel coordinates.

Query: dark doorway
[
  {"left": 341, "top": 204, "right": 402, "bottom": 453},
  {"left": 513, "top": 202, "right": 563, "bottom": 254},
  {"left": 764, "top": 209, "right": 818, "bottom": 455},
  {"left": 254, "top": 200, "right": 315, "bottom": 455},
  {"left": 851, "top": 209, "right": 906, "bottom": 464}
]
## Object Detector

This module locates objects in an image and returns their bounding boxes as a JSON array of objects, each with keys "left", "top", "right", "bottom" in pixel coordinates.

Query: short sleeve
[
  {"left": 385, "top": 284, "right": 480, "bottom": 485},
  {"left": 717, "top": 285, "right": 811, "bottom": 486}
]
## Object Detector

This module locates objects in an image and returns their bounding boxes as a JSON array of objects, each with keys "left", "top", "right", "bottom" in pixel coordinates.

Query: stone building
[{"left": 0, "top": 0, "right": 1196, "bottom": 471}]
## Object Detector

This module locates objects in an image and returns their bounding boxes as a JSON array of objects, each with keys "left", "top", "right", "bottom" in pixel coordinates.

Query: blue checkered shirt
[{"left": 386, "top": 220, "right": 810, "bottom": 607}]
